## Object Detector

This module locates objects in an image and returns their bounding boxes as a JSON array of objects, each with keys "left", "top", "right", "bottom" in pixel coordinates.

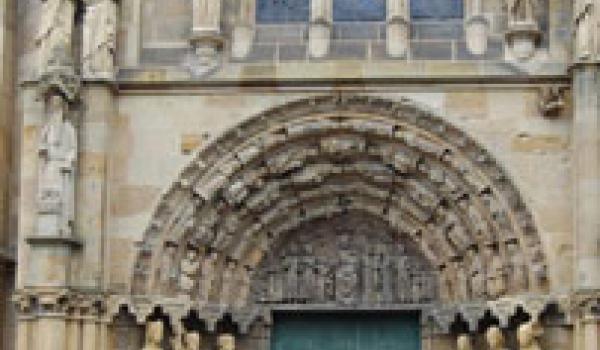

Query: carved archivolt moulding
[{"left": 130, "top": 95, "right": 549, "bottom": 324}]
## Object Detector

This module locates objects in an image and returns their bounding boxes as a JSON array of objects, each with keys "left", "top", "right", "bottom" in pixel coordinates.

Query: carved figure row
[
  {"left": 457, "top": 322, "right": 543, "bottom": 350},
  {"left": 143, "top": 321, "right": 235, "bottom": 350}
]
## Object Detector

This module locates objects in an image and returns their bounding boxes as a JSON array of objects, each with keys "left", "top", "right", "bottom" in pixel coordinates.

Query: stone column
[
  {"left": 573, "top": 2, "right": 600, "bottom": 349},
  {"left": 231, "top": 0, "right": 256, "bottom": 59},
  {"left": 309, "top": 0, "right": 332, "bottom": 58},
  {"left": 386, "top": 0, "right": 410, "bottom": 58}
]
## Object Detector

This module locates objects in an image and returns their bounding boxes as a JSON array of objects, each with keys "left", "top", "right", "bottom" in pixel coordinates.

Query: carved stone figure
[
  {"left": 234, "top": 266, "right": 252, "bottom": 309},
  {"left": 183, "top": 332, "right": 201, "bottom": 350},
  {"left": 575, "top": 0, "right": 596, "bottom": 60},
  {"left": 506, "top": 241, "right": 528, "bottom": 293},
  {"left": 192, "top": 0, "right": 222, "bottom": 34},
  {"left": 220, "top": 260, "right": 237, "bottom": 305},
  {"left": 467, "top": 248, "right": 486, "bottom": 299},
  {"left": 217, "top": 334, "right": 235, "bottom": 350},
  {"left": 439, "top": 264, "right": 455, "bottom": 303},
  {"left": 160, "top": 241, "right": 179, "bottom": 293},
  {"left": 530, "top": 248, "right": 548, "bottom": 291},
  {"left": 37, "top": 95, "right": 77, "bottom": 237},
  {"left": 486, "top": 246, "right": 506, "bottom": 298},
  {"left": 395, "top": 255, "right": 410, "bottom": 302},
  {"left": 36, "top": 0, "right": 76, "bottom": 75},
  {"left": 453, "top": 260, "right": 470, "bottom": 301},
  {"left": 198, "top": 250, "right": 218, "bottom": 305},
  {"left": 180, "top": 245, "right": 200, "bottom": 292},
  {"left": 142, "top": 322, "right": 163, "bottom": 350},
  {"left": 82, "top": 0, "right": 117, "bottom": 79},
  {"left": 335, "top": 244, "right": 359, "bottom": 304},
  {"left": 486, "top": 326, "right": 507, "bottom": 350},
  {"left": 457, "top": 334, "right": 473, "bottom": 350},
  {"left": 517, "top": 322, "right": 543, "bottom": 350}
]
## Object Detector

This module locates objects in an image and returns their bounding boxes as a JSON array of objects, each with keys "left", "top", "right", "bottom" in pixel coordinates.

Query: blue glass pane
[
  {"left": 256, "top": 0, "right": 310, "bottom": 23},
  {"left": 333, "top": 0, "right": 386, "bottom": 22},
  {"left": 411, "top": 0, "right": 463, "bottom": 19}
]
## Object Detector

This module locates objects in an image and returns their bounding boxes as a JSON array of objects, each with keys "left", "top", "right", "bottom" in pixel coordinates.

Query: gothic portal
[{"left": 3, "top": 1, "right": 600, "bottom": 350}]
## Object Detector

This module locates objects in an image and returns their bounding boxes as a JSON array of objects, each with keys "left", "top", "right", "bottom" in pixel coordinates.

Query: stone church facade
[{"left": 0, "top": 0, "right": 599, "bottom": 349}]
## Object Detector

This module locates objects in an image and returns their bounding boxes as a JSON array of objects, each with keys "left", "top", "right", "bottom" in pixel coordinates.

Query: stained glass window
[
  {"left": 410, "top": 0, "right": 463, "bottom": 19},
  {"left": 333, "top": 0, "right": 386, "bottom": 22},
  {"left": 256, "top": 0, "right": 310, "bottom": 23}
]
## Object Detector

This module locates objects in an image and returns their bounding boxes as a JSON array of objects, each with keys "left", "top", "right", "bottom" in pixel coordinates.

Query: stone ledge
[{"left": 26, "top": 235, "right": 83, "bottom": 248}]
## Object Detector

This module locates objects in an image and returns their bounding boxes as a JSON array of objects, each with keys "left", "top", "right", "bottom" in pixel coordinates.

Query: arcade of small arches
[{"left": 116, "top": 95, "right": 564, "bottom": 345}]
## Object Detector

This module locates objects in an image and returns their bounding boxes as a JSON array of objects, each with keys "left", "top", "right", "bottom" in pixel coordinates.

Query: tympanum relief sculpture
[{"left": 251, "top": 213, "right": 437, "bottom": 306}]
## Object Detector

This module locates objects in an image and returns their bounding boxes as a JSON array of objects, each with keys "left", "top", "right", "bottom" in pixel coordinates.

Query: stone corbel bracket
[{"left": 37, "top": 66, "right": 81, "bottom": 103}]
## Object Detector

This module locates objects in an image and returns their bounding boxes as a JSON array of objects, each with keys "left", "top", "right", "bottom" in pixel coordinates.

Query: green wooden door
[{"left": 272, "top": 313, "right": 421, "bottom": 350}]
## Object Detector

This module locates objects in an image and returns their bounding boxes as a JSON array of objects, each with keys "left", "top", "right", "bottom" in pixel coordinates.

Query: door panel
[{"left": 272, "top": 312, "right": 420, "bottom": 350}]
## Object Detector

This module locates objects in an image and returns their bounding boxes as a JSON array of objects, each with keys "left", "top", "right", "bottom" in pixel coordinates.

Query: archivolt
[{"left": 132, "top": 95, "right": 547, "bottom": 306}]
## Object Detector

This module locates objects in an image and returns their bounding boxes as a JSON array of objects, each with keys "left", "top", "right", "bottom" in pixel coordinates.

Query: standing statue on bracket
[
  {"left": 36, "top": 0, "right": 76, "bottom": 77},
  {"left": 82, "top": 0, "right": 117, "bottom": 79},
  {"left": 37, "top": 94, "right": 77, "bottom": 237}
]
